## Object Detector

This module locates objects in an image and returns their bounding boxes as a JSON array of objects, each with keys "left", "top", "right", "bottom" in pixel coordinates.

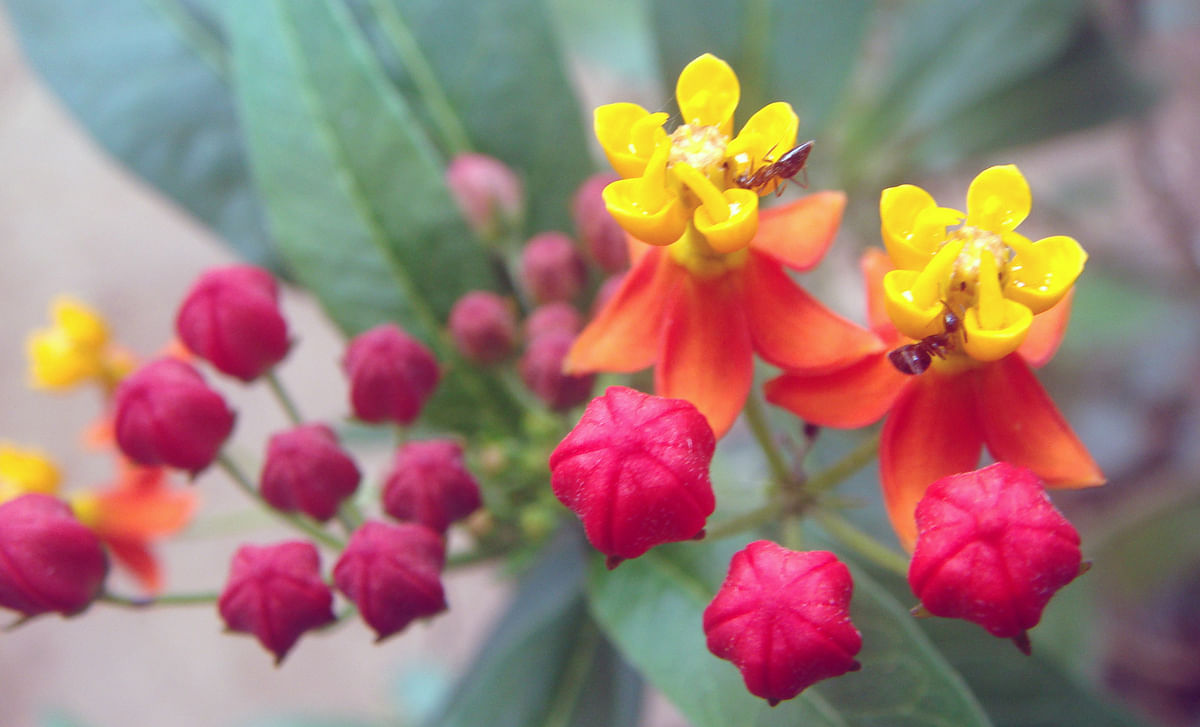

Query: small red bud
[
  {"left": 113, "top": 357, "right": 236, "bottom": 474},
  {"left": 908, "top": 462, "right": 1084, "bottom": 653},
  {"left": 0, "top": 494, "right": 109, "bottom": 618},
  {"left": 342, "top": 324, "right": 440, "bottom": 425},
  {"left": 382, "top": 439, "right": 482, "bottom": 533},
  {"left": 524, "top": 302, "right": 582, "bottom": 341},
  {"left": 218, "top": 541, "right": 335, "bottom": 664},
  {"left": 572, "top": 173, "right": 629, "bottom": 273},
  {"left": 704, "top": 542, "right": 862, "bottom": 705},
  {"left": 259, "top": 424, "right": 361, "bottom": 522},
  {"left": 445, "top": 153, "right": 524, "bottom": 238},
  {"left": 175, "top": 265, "right": 291, "bottom": 382},
  {"left": 520, "top": 232, "right": 587, "bottom": 304},
  {"left": 333, "top": 521, "right": 447, "bottom": 641},
  {"left": 549, "top": 386, "right": 715, "bottom": 566},
  {"left": 519, "top": 332, "right": 594, "bottom": 412},
  {"left": 448, "top": 291, "right": 517, "bottom": 364}
]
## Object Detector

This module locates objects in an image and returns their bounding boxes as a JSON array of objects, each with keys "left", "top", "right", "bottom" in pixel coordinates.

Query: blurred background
[{"left": 1, "top": 0, "right": 1199, "bottom": 725}]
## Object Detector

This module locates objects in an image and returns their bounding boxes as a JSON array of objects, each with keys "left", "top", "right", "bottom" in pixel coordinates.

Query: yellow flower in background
[
  {"left": 879, "top": 165, "right": 1087, "bottom": 363},
  {"left": 27, "top": 296, "right": 131, "bottom": 391},
  {"left": 0, "top": 443, "right": 61, "bottom": 503}
]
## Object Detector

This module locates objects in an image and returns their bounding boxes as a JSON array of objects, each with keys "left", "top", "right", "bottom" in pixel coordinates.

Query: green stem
[
  {"left": 217, "top": 453, "right": 345, "bottom": 550},
  {"left": 446, "top": 546, "right": 502, "bottom": 570},
  {"left": 802, "top": 431, "right": 880, "bottom": 498},
  {"left": 704, "top": 502, "right": 778, "bottom": 541},
  {"left": 743, "top": 393, "right": 792, "bottom": 492},
  {"left": 265, "top": 370, "right": 304, "bottom": 425},
  {"left": 816, "top": 510, "right": 908, "bottom": 578},
  {"left": 368, "top": 0, "right": 473, "bottom": 156},
  {"left": 100, "top": 591, "right": 219, "bottom": 608}
]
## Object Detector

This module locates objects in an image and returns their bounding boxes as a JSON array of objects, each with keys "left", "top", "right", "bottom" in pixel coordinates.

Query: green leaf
[
  {"left": 3, "top": 0, "right": 278, "bottom": 269},
  {"left": 587, "top": 538, "right": 990, "bottom": 726},
  {"left": 430, "top": 529, "right": 643, "bottom": 727}
]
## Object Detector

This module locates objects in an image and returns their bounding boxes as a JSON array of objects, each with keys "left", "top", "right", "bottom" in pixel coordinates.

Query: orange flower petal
[
  {"left": 92, "top": 486, "right": 197, "bottom": 539},
  {"left": 743, "top": 251, "right": 882, "bottom": 372},
  {"left": 881, "top": 370, "right": 984, "bottom": 550},
  {"left": 750, "top": 191, "right": 846, "bottom": 271},
  {"left": 1018, "top": 289, "right": 1074, "bottom": 368},
  {"left": 973, "top": 355, "right": 1104, "bottom": 489},
  {"left": 765, "top": 352, "right": 906, "bottom": 429},
  {"left": 656, "top": 273, "right": 752, "bottom": 438},
  {"left": 104, "top": 537, "right": 163, "bottom": 594},
  {"left": 861, "top": 248, "right": 902, "bottom": 343},
  {"left": 565, "top": 248, "right": 680, "bottom": 374}
]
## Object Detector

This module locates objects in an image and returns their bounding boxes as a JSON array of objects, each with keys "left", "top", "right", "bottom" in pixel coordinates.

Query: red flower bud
[
  {"left": 0, "top": 494, "right": 108, "bottom": 618},
  {"left": 175, "top": 265, "right": 291, "bottom": 382},
  {"left": 342, "top": 324, "right": 440, "bottom": 425},
  {"left": 519, "top": 332, "right": 595, "bottom": 412},
  {"left": 549, "top": 386, "right": 715, "bottom": 567},
  {"left": 572, "top": 173, "right": 628, "bottom": 273},
  {"left": 382, "top": 439, "right": 482, "bottom": 533},
  {"left": 114, "top": 357, "right": 236, "bottom": 474},
  {"left": 448, "top": 291, "right": 517, "bottom": 364},
  {"left": 520, "top": 232, "right": 587, "bottom": 304},
  {"left": 445, "top": 153, "right": 524, "bottom": 238},
  {"left": 333, "top": 521, "right": 447, "bottom": 641},
  {"left": 259, "top": 424, "right": 361, "bottom": 522},
  {"left": 218, "top": 541, "right": 335, "bottom": 663},
  {"left": 908, "top": 462, "right": 1084, "bottom": 654},
  {"left": 524, "top": 302, "right": 582, "bottom": 341},
  {"left": 704, "top": 542, "right": 862, "bottom": 705},
  {"left": 591, "top": 273, "right": 625, "bottom": 318}
]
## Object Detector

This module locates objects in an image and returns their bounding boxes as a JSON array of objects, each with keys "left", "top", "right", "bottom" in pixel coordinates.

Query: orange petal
[
  {"left": 861, "top": 248, "right": 902, "bottom": 343},
  {"left": 743, "top": 251, "right": 882, "bottom": 372},
  {"left": 1018, "top": 288, "right": 1074, "bottom": 368},
  {"left": 565, "top": 248, "right": 679, "bottom": 374},
  {"left": 765, "top": 352, "right": 905, "bottom": 429},
  {"left": 973, "top": 355, "right": 1104, "bottom": 489},
  {"left": 104, "top": 537, "right": 163, "bottom": 594},
  {"left": 92, "top": 486, "right": 197, "bottom": 539},
  {"left": 881, "top": 369, "right": 984, "bottom": 550},
  {"left": 750, "top": 191, "right": 846, "bottom": 271},
  {"left": 656, "top": 273, "right": 752, "bottom": 438}
]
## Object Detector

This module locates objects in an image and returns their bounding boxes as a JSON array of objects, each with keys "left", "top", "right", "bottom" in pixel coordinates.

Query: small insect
[
  {"left": 887, "top": 305, "right": 965, "bottom": 376},
  {"left": 734, "top": 140, "right": 814, "bottom": 196}
]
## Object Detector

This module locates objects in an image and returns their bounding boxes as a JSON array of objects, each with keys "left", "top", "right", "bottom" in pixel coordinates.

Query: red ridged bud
[
  {"left": 175, "top": 265, "right": 291, "bottom": 382},
  {"left": 445, "top": 153, "right": 524, "bottom": 238},
  {"left": 572, "top": 173, "right": 628, "bottom": 273},
  {"left": 520, "top": 232, "right": 587, "bottom": 304},
  {"left": 519, "top": 332, "right": 594, "bottom": 412},
  {"left": 549, "top": 386, "right": 715, "bottom": 568},
  {"left": 113, "top": 357, "right": 235, "bottom": 474},
  {"left": 908, "top": 462, "right": 1083, "bottom": 654},
  {"left": 382, "top": 439, "right": 481, "bottom": 533},
  {"left": 704, "top": 542, "right": 862, "bottom": 705},
  {"left": 0, "top": 494, "right": 108, "bottom": 618},
  {"left": 333, "top": 521, "right": 447, "bottom": 641},
  {"left": 342, "top": 324, "right": 439, "bottom": 425},
  {"left": 218, "top": 541, "right": 335, "bottom": 664},
  {"left": 448, "top": 291, "right": 517, "bottom": 364},
  {"left": 524, "top": 302, "right": 582, "bottom": 341},
  {"left": 259, "top": 424, "right": 361, "bottom": 522}
]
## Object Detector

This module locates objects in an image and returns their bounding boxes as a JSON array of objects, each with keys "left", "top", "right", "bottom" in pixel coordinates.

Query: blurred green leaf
[
  {"left": 4, "top": 0, "right": 278, "bottom": 269},
  {"left": 588, "top": 537, "right": 990, "bottom": 726},
  {"left": 430, "top": 529, "right": 643, "bottom": 727}
]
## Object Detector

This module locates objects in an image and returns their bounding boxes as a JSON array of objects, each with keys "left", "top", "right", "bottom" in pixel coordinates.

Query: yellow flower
[
  {"left": 0, "top": 443, "right": 61, "bottom": 503},
  {"left": 594, "top": 54, "right": 802, "bottom": 259},
  {"left": 879, "top": 165, "right": 1087, "bottom": 363},
  {"left": 27, "top": 296, "right": 123, "bottom": 391}
]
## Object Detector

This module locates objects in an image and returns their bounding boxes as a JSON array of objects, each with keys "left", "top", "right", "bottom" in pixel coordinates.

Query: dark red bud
[
  {"left": 448, "top": 291, "right": 517, "bottom": 364},
  {"left": 333, "top": 521, "right": 447, "bottom": 641},
  {"left": 113, "top": 357, "right": 235, "bottom": 474},
  {"left": 519, "top": 332, "right": 594, "bottom": 412},
  {"left": 218, "top": 541, "right": 335, "bottom": 663},
  {"left": 342, "top": 324, "right": 440, "bottom": 425},
  {"left": 704, "top": 542, "right": 862, "bottom": 705},
  {"left": 259, "top": 423, "right": 361, "bottom": 522},
  {"left": 0, "top": 494, "right": 109, "bottom": 618},
  {"left": 382, "top": 439, "right": 482, "bottom": 533},
  {"left": 520, "top": 232, "right": 587, "bottom": 304},
  {"left": 549, "top": 386, "right": 715, "bottom": 566},
  {"left": 524, "top": 302, "right": 582, "bottom": 341},
  {"left": 572, "top": 173, "right": 629, "bottom": 273},
  {"left": 445, "top": 153, "right": 524, "bottom": 238},
  {"left": 175, "top": 265, "right": 291, "bottom": 382},
  {"left": 908, "top": 462, "right": 1084, "bottom": 653}
]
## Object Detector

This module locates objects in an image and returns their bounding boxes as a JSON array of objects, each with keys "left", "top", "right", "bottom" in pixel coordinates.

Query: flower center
[
  {"left": 668, "top": 124, "right": 728, "bottom": 178},
  {"left": 944, "top": 225, "right": 1011, "bottom": 311},
  {"left": 668, "top": 226, "right": 748, "bottom": 278}
]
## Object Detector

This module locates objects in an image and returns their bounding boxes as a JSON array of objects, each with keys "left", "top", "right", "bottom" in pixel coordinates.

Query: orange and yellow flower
[
  {"left": 566, "top": 54, "right": 879, "bottom": 436},
  {"left": 766, "top": 166, "right": 1103, "bottom": 548},
  {"left": 27, "top": 296, "right": 135, "bottom": 393}
]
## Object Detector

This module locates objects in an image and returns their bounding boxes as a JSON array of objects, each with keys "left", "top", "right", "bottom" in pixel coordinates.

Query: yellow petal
[
  {"left": 880, "top": 184, "right": 960, "bottom": 269},
  {"left": 693, "top": 189, "right": 759, "bottom": 254},
  {"left": 676, "top": 54, "right": 739, "bottom": 133},
  {"left": 603, "top": 178, "right": 688, "bottom": 247},
  {"left": 1003, "top": 233, "right": 1088, "bottom": 315},
  {"left": 595, "top": 103, "right": 669, "bottom": 178},
  {"left": 966, "top": 164, "right": 1030, "bottom": 232},
  {"left": 27, "top": 328, "right": 104, "bottom": 390},
  {"left": 0, "top": 443, "right": 61, "bottom": 496},
  {"left": 726, "top": 102, "right": 799, "bottom": 184},
  {"left": 53, "top": 296, "right": 109, "bottom": 350},
  {"left": 962, "top": 300, "right": 1033, "bottom": 361},
  {"left": 882, "top": 240, "right": 963, "bottom": 339}
]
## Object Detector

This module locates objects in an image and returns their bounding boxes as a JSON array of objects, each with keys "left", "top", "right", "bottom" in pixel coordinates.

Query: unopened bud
[
  {"left": 445, "top": 153, "right": 524, "bottom": 238},
  {"left": 572, "top": 173, "right": 629, "bottom": 273},
  {"left": 382, "top": 439, "right": 482, "bottom": 533},
  {"left": 260, "top": 424, "right": 361, "bottom": 522},
  {"left": 524, "top": 302, "right": 582, "bottom": 341},
  {"left": 448, "top": 291, "right": 517, "bottom": 365},
  {"left": 342, "top": 324, "right": 440, "bottom": 426},
  {"left": 520, "top": 232, "right": 587, "bottom": 304},
  {"left": 519, "top": 332, "right": 594, "bottom": 412}
]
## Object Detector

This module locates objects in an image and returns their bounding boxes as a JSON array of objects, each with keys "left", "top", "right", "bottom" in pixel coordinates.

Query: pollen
[
  {"left": 946, "top": 226, "right": 1011, "bottom": 305},
  {"left": 668, "top": 124, "right": 727, "bottom": 175}
]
